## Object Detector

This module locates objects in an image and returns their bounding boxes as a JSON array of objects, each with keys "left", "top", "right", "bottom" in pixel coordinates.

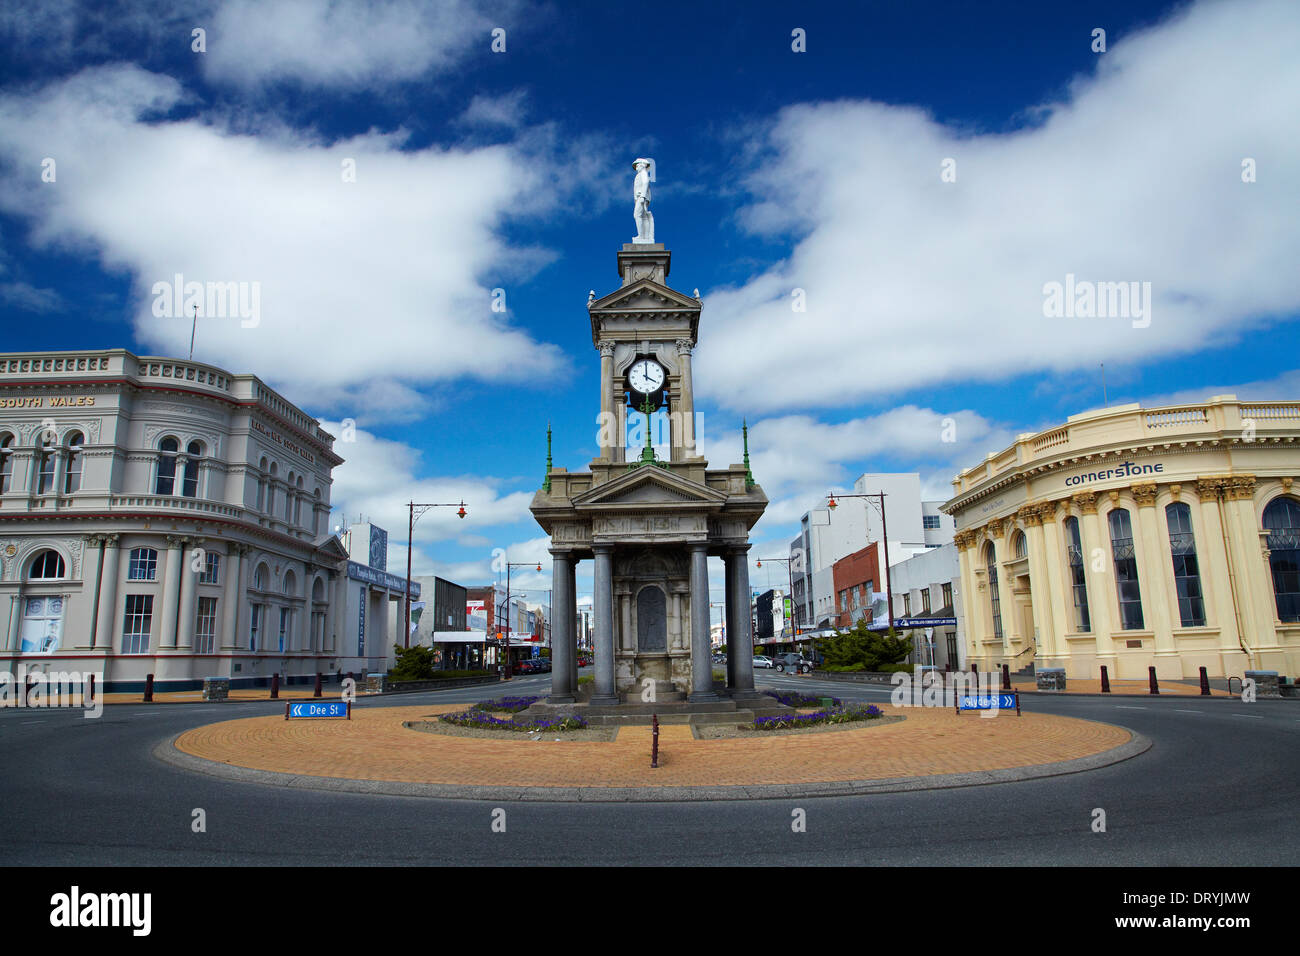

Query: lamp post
[
  {"left": 499, "top": 560, "right": 542, "bottom": 680},
  {"left": 827, "top": 492, "right": 894, "bottom": 633},
  {"left": 404, "top": 501, "right": 466, "bottom": 648}
]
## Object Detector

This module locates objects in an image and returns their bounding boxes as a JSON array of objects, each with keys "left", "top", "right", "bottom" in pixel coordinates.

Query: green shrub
[
  {"left": 577, "top": 675, "right": 594, "bottom": 685},
  {"left": 389, "top": 644, "right": 435, "bottom": 680}
]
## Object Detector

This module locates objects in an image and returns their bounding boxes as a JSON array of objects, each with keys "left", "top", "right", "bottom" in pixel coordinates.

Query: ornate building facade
[
  {"left": 0, "top": 349, "right": 348, "bottom": 690},
  {"left": 943, "top": 396, "right": 1300, "bottom": 679}
]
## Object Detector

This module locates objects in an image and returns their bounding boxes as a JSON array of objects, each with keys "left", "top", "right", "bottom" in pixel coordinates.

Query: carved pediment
[
  {"left": 590, "top": 277, "right": 701, "bottom": 314},
  {"left": 573, "top": 467, "right": 726, "bottom": 511}
]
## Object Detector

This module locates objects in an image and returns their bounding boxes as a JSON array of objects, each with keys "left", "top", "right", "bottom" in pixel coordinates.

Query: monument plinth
[{"left": 527, "top": 160, "right": 784, "bottom": 725}]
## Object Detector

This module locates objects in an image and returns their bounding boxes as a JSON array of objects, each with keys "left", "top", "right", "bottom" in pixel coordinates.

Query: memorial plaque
[{"left": 637, "top": 586, "right": 667, "bottom": 653}]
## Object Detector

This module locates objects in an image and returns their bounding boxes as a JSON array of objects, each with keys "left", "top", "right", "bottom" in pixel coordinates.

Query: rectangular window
[
  {"left": 1166, "top": 503, "right": 1206, "bottom": 627},
  {"left": 1065, "top": 517, "right": 1091, "bottom": 632},
  {"left": 122, "top": 595, "right": 153, "bottom": 653},
  {"left": 1108, "top": 509, "right": 1145, "bottom": 630},
  {"left": 923, "top": 515, "right": 941, "bottom": 530},
  {"left": 38, "top": 452, "right": 55, "bottom": 495},
  {"left": 921, "top": 588, "right": 931, "bottom": 613},
  {"left": 942, "top": 582, "right": 953, "bottom": 608},
  {"left": 128, "top": 548, "right": 158, "bottom": 581},
  {"left": 279, "top": 608, "right": 290, "bottom": 651},
  {"left": 199, "top": 551, "right": 220, "bottom": 585},
  {"left": 946, "top": 632, "right": 958, "bottom": 667},
  {"left": 195, "top": 597, "right": 218, "bottom": 654},
  {"left": 904, "top": 594, "right": 912, "bottom": 616},
  {"left": 250, "top": 605, "right": 260, "bottom": 651}
]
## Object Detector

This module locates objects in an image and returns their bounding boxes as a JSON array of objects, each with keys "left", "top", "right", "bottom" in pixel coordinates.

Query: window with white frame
[
  {"left": 195, "top": 597, "right": 218, "bottom": 654},
  {"left": 122, "top": 595, "right": 153, "bottom": 653},
  {"left": 199, "top": 551, "right": 220, "bottom": 584},
  {"left": 128, "top": 547, "right": 158, "bottom": 581}
]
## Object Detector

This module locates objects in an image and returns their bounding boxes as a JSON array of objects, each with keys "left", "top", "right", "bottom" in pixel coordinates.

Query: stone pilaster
[
  {"left": 548, "top": 549, "right": 576, "bottom": 702},
  {"left": 591, "top": 546, "right": 617, "bottom": 704}
]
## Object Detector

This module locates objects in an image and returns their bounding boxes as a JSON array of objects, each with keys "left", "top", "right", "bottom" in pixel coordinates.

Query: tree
[
  {"left": 390, "top": 643, "right": 435, "bottom": 680},
  {"left": 814, "top": 619, "right": 913, "bottom": 671}
]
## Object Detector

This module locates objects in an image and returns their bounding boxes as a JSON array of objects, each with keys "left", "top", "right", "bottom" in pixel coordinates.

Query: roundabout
[{"left": 159, "top": 699, "right": 1146, "bottom": 802}]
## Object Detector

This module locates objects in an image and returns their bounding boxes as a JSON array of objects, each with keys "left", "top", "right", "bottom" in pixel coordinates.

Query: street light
[
  {"left": 827, "top": 491, "right": 894, "bottom": 633},
  {"left": 404, "top": 500, "right": 467, "bottom": 648},
  {"left": 499, "top": 560, "right": 542, "bottom": 680}
]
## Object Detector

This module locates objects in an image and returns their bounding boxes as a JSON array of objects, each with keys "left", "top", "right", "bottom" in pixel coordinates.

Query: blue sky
[{"left": 1, "top": 0, "right": 1297, "bottom": 606}]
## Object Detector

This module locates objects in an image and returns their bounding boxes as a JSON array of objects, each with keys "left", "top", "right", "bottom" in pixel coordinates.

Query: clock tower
[{"left": 529, "top": 161, "right": 777, "bottom": 724}]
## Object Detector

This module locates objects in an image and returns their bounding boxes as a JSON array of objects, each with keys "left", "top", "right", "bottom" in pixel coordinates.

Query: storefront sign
[{"left": 1064, "top": 461, "right": 1164, "bottom": 487}]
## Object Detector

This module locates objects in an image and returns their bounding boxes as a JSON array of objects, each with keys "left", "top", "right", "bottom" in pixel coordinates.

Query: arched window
[
  {"left": 28, "top": 550, "right": 65, "bottom": 580},
  {"left": 1108, "top": 508, "right": 1144, "bottom": 629},
  {"left": 1263, "top": 497, "right": 1300, "bottom": 623},
  {"left": 985, "top": 543, "right": 1003, "bottom": 640},
  {"left": 181, "top": 440, "right": 202, "bottom": 498},
  {"left": 1064, "top": 516, "right": 1090, "bottom": 632},
  {"left": 253, "top": 564, "right": 269, "bottom": 591},
  {"left": 1013, "top": 531, "right": 1027, "bottom": 559},
  {"left": 255, "top": 457, "right": 268, "bottom": 511},
  {"left": 280, "top": 570, "right": 296, "bottom": 652},
  {"left": 1, "top": 433, "right": 15, "bottom": 493},
  {"left": 155, "top": 438, "right": 179, "bottom": 495},
  {"left": 127, "top": 548, "right": 158, "bottom": 581},
  {"left": 63, "top": 432, "right": 84, "bottom": 494},
  {"left": 285, "top": 471, "right": 295, "bottom": 522},
  {"left": 313, "top": 488, "right": 322, "bottom": 536},
  {"left": 1165, "top": 502, "right": 1205, "bottom": 627}
]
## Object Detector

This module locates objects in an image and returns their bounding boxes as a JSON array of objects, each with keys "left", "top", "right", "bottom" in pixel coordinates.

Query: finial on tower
[
  {"left": 742, "top": 420, "right": 754, "bottom": 489},
  {"left": 543, "top": 421, "right": 553, "bottom": 493},
  {"left": 632, "top": 158, "right": 656, "bottom": 244}
]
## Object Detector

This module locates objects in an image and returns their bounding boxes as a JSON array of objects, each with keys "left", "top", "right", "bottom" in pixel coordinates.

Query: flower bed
[
  {"left": 763, "top": 689, "right": 842, "bottom": 709},
  {"left": 750, "top": 703, "right": 882, "bottom": 731},
  {"left": 440, "top": 710, "right": 587, "bottom": 732},
  {"left": 469, "top": 695, "right": 543, "bottom": 713}
]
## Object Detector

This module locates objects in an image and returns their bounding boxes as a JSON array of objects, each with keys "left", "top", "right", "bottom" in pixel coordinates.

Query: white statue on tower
[{"left": 633, "top": 157, "right": 655, "bottom": 244}]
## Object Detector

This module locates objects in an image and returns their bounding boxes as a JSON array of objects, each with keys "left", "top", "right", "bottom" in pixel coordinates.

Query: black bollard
[
  {"left": 143, "top": 673, "right": 154, "bottom": 703},
  {"left": 270, "top": 672, "right": 279, "bottom": 699},
  {"left": 1002, "top": 664, "right": 1011, "bottom": 692},
  {"left": 1148, "top": 666, "right": 1160, "bottom": 696},
  {"left": 1100, "top": 665, "right": 1111, "bottom": 694},
  {"left": 314, "top": 672, "right": 322, "bottom": 698},
  {"left": 650, "top": 714, "right": 659, "bottom": 769},
  {"left": 1199, "top": 666, "right": 1211, "bottom": 696}
]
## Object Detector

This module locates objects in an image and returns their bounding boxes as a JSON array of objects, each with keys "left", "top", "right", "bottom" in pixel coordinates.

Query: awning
[
  {"left": 893, "top": 606, "right": 957, "bottom": 628},
  {"left": 433, "top": 631, "right": 486, "bottom": 644}
]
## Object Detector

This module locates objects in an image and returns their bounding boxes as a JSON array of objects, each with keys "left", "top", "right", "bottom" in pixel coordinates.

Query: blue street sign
[
  {"left": 287, "top": 700, "right": 350, "bottom": 719},
  {"left": 958, "top": 694, "right": 1017, "bottom": 710}
]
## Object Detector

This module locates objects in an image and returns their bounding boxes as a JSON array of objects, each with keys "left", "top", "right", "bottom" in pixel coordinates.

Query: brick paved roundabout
[{"left": 157, "top": 702, "right": 1149, "bottom": 802}]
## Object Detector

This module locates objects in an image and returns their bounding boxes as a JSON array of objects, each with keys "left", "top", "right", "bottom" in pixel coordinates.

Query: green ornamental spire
[
  {"left": 543, "top": 422, "right": 552, "bottom": 493},
  {"left": 743, "top": 419, "right": 754, "bottom": 489}
]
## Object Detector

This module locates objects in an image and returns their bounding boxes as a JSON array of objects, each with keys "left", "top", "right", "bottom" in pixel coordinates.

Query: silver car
[{"left": 752, "top": 655, "right": 775, "bottom": 669}]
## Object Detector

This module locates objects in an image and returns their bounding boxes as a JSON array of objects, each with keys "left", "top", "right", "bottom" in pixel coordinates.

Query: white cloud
[
  {"left": 458, "top": 90, "right": 530, "bottom": 129},
  {"left": 0, "top": 65, "right": 569, "bottom": 409},
  {"left": 696, "top": 0, "right": 1300, "bottom": 413}
]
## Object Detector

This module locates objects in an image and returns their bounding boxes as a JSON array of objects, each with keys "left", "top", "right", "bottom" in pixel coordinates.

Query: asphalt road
[{"left": 1, "top": 671, "right": 1296, "bottom": 865}]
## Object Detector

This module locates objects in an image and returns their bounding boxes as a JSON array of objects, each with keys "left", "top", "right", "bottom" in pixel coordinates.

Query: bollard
[
  {"left": 88, "top": 673, "right": 96, "bottom": 706},
  {"left": 945, "top": 661, "right": 953, "bottom": 673},
  {"left": 1001, "top": 664, "right": 1011, "bottom": 692},
  {"left": 1100, "top": 665, "right": 1111, "bottom": 694},
  {"left": 1199, "top": 666, "right": 1211, "bottom": 696},
  {"left": 1148, "top": 666, "right": 1159, "bottom": 696},
  {"left": 143, "top": 673, "right": 154, "bottom": 703},
  {"left": 314, "top": 672, "right": 322, "bottom": 698},
  {"left": 270, "top": 672, "right": 279, "bottom": 699},
  {"left": 650, "top": 714, "right": 659, "bottom": 769}
]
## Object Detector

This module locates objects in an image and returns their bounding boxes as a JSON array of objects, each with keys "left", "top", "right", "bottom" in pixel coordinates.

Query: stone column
[
  {"left": 5, "top": 593, "right": 21, "bottom": 652},
  {"left": 614, "top": 403, "right": 627, "bottom": 464},
  {"left": 94, "top": 535, "right": 121, "bottom": 650},
  {"left": 676, "top": 340, "right": 696, "bottom": 456},
  {"left": 1022, "top": 509, "right": 1055, "bottom": 661},
  {"left": 598, "top": 342, "right": 615, "bottom": 459},
  {"left": 221, "top": 546, "right": 243, "bottom": 650},
  {"left": 729, "top": 545, "right": 757, "bottom": 695},
  {"left": 158, "top": 536, "right": 184, "bottom": 648},
  {"left": 176, "top": 538, "right": 202, "bottom": 649},
  {"left": 1037, "top": 504, "right": 1073, "bottom": 663},
  {"left": 567, "top": 557, "right": 578, "bottom": 694},
  {"left": 1222, "top": 477, "right": 1270, "bottom": 660},
  {"left": 688, "top": 544, "right": 717, "bottom": 700},
  {"left": 82, "top": 536, "right": 105, "bottom": 649},
  {"left": 548, "top": 549, "right": 575, "bottom": 702},
  {"left": 724, "top": 555, "right": 737, "bottom": 688},
  {"left": 591, "top": 545, "right": 617, "bottom": 704},
  {"left": 322, "top": 570, "right": 336, "bottom": 655},
  {"left": 1075, "top": 493, "right": 1116, "bottom": 668},
  {"left": 1132, "top": 484, "right": 1177, "bottom": 669},
  {"left": 618, "top": 584, "right": 633, "bottom": 652}
]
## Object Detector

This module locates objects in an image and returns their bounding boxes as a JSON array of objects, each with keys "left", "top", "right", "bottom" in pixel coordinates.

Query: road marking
[
  {"left": 1231, "top": 713, "right": 1263, "bottom": 719},
  {"left": 1116, "top": 706, "right": 1147, "bottom": 710},
  {"left": 1174, "top": 709, "right": 1201, "bottom": 714}
]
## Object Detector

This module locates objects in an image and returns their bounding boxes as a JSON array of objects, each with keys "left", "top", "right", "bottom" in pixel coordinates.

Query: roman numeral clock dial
[{"left": 628, "top": 358, "right": 665, "bottom": 397}]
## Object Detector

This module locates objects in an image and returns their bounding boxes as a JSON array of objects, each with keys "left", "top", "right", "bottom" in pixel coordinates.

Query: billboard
[
  {"left": 466, "top": 600, "right": 487, "bottom": 631},
  {"left": 368, "top": 525, "right": 388, "bottom": 571}
]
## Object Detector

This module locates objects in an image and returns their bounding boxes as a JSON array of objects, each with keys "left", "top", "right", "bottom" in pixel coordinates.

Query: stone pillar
[
  {"left": 618, "top": 584, "right": 633, "bottom": 652},
  {"left": 82, "top": 536, "right": 105, "bottom": 650},
  {"left": 689, "top": 544, "right": 717, "bottom": 700},
  {"left": 567, "top": 557, "right": 578, "bottom": 695},
  {"left": 1132, "top": 484, "right": 1177, "bottom": 670},
  {"left": 5, "top": 593, "right": 21, "bottom": 652},
  {"left": 94, "top": 535, "right": 121, "bottom": 650},
  {"left": 676, "top": 339, "right": 696, "bottom": 456},
  {"left": 176, "top": 538, "right": 201, "bottom": 649},
  {"left": 1037, "top": 504, "right": 1074, "bottom": 663},
  {"left": 729, "top": 545, "right": 757, "bottom": 695},
  {"left": 1075, "top": 493, "right": 1116, "bottom": 668},
  {"left": 591, "top": 545, "right": 617, "bottom": 704},
  {"left": 598, "top": 343, "right": 614, "bottom": 458},
  {"left": 548, "top": 549, "right": 575, "bottom": 702},
  {"left": 1222, "top": 477, "right": 1270, "bottom": 662},
  {"left": 1023, "top": 510, "right": 1054, "bottom": 661},
  {"left": 221, "top": 546, "right": 243, "bottom": 650},
  {"left": 614, "top": 403, "right": 627, "bottom": 464},
  {"left": 724, "top": 555, "right": 737, "bottom": 688},
  {"left": 158, "top": 536, "right": 184, "bottom": 648}
]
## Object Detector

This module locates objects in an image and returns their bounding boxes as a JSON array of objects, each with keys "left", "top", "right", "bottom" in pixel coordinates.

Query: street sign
[
  {"left": 956, "top": 692, "right": 1020, "bottom": 716},
  {"left": 286, "top": 700, "right": 351, "bottom": 720}
]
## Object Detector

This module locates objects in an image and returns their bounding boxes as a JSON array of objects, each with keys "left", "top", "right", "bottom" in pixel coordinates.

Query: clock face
[{"left": 628, "top": 359, "right": 665, "bottom": 395}]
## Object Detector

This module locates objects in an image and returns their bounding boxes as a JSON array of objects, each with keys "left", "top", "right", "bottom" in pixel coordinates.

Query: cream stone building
[
  {"left": 943, "top": 396, "right": 1300, "bottom": 680},
  {"left": 0, "top": 349, "right": 349, "bottom": 691}
]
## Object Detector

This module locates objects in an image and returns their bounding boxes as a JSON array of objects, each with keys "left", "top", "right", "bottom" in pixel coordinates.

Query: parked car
[
  {"left": 535, "top": 658, "right": 552, "bottom": 672},
  {"left": 513, "top": 660, "right": 536, "bottom": 675},
  {"left": 752, "top": 655, "right": 775, "bottom": 668},
  {"left": 774, "top": 652, "right": 813, "bottom": 674}
]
